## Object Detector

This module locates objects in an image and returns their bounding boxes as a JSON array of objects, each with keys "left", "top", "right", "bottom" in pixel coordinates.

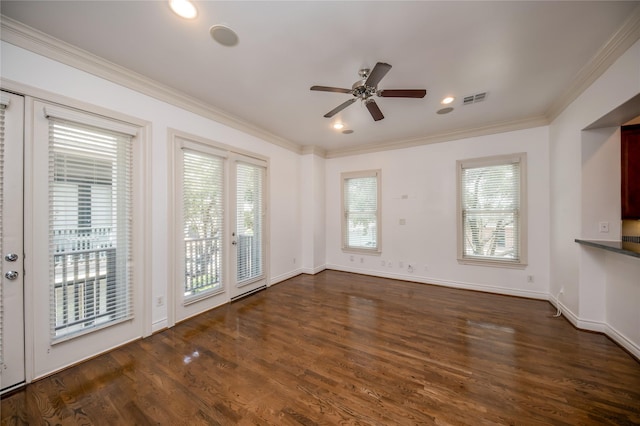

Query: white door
[
  {"left": 174, "top": 140, "right": 229, "bottom": 322},
  {"left": 229, "top": 156, "right": 267, "bottom": 300},
  {"left": 0, "top": 91, "right": 25, "bottom": 393},
  {"left": 29, "top": 100, "right": 144, "bottom": 379}
]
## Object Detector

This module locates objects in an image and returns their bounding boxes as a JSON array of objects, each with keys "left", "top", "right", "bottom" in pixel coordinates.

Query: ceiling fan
[{"left": 310, "top": 62, "right": 427, "bottom": 122}]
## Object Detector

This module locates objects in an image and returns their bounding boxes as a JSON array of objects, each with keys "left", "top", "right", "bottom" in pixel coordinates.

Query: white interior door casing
[{"left": 0, "top": 91, "right": 25, "bottom": 393}]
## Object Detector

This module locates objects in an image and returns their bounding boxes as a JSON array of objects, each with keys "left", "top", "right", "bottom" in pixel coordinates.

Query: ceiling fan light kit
[{"left": 310, "top": 62, "right": 427, "bottom": 122}]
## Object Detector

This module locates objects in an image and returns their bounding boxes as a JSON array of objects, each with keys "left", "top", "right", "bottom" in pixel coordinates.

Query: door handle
[
  {"left": 231, "top": 240, "right": 237, "bottom": 245},
  {"left": 5, "top": 271, "right": 19, "bottom": 280},
  {"left": 4, "top": 253, "right": 18, "bottom": 262}
]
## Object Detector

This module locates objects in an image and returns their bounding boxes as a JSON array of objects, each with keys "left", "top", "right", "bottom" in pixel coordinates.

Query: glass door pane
[
  {"left": 182, "top": 150, "right": 224, "bottom": 300},
  {"left": 230, "top": 158, "right": 266, "bottom": 299}
]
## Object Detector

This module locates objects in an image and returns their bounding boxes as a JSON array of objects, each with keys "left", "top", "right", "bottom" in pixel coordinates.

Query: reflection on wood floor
[{"left": 3, "top": 270, "right": 640, "bottom": 425}]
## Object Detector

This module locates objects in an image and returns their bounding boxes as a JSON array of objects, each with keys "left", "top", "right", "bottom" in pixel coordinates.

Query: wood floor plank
[{"left": 3, "top": 270, "right": 640, "bottom": 425}]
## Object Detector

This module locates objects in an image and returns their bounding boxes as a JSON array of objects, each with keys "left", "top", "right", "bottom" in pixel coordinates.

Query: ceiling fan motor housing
[{"left": 352, "top": 79, "right": 376, "bottom": 99}]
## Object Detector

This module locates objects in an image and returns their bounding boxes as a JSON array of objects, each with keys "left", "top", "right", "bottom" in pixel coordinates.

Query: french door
[
  {"left": 229, "top": 158, "right": 267, "bottom": 300},
  {"left": 173, "top": 136, "right": 267, "bottom": 323},
  {"left": 0, "top": 91, "right": 25, "bottom": 393}
]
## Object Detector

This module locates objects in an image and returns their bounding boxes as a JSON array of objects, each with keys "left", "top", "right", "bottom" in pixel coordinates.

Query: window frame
[
  {"left": 341, "top": 169, "right": 382, "bottom": 254},
  {"left": 456, "top": 153, "right": 528, "bottom": 268},
  {"left": 47, "top": 114, "right": 135, "bottom": 342}
]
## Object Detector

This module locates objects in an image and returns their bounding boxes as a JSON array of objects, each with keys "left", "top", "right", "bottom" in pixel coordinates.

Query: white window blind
[
  {"left": 460, "top": 155, "right": 524, "bottom": 264},
  {"left": 236, "top": 162, "right": 264, "bottom": 283},
  {"left": 49, "top": 118, "right": 133, "bottom": 340},
  {"left": 342, "top": 170, "right": 381, "bottom": 252},
  {"left": 182, "top": 149, "right": 224, "bottom": 300}
]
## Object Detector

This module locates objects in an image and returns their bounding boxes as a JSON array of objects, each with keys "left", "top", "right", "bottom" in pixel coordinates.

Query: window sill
[
  {"left": 342, "top": 247, "right": 382, "bottom": 256},
  {"left": 457, "top": 258, "right": 527, "bottom": 269}
]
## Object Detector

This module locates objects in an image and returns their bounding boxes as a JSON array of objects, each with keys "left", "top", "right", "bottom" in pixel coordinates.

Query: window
[
  {"left": 457, "top": 153, "right": 527, "bottom": 267},
  {"left": 182, "top": 148, "right": 224, "bottom": 301},
  {"left": 342, "top": 170, "right": 381, "bottom": 253},
  {"left": 48, "top": 114, "right": 134, "bottom": 339}
]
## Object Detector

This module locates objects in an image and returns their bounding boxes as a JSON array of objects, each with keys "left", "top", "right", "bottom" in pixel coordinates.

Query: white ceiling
[{"left": 2, "top": 1, "right": 639, "bottom": 155}]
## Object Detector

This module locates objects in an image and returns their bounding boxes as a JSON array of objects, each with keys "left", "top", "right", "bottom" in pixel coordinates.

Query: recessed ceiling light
[
  {"left": 210, "top": 25, "right": 239, "bottom": 47},
  {"left": 333, "top": 123, "right": 344, "bottom": 130},
  {"left": 169, "top": 0, "right": 197, "bottom": 19},
  {"left": 437, "top": 107, "right": 454, "bottom": 115},
  {"left": 441, "top": 96, "right": 455, "bottom": 105}
]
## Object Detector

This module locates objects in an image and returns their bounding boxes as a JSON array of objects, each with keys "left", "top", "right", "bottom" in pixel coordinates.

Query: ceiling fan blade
[
  {"left": 365, "top": 99, "right": 384, "bottom": 121},
  {"left": 311, "top": 85, "right": 352, "bottom": 94},
  {"left": 324, "top": 98, "right": 357, "bottom": 118},
  {"left": 365, "top": 62, "right": 392, "bottom": 88},
  {"left": 379, "top": 89, "right": 427, "bottom": 98}
]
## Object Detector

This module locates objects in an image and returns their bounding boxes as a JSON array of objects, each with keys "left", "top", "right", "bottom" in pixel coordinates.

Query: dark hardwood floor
[{"left": 2, "top": 270, "right": 640, "bottom": 425}]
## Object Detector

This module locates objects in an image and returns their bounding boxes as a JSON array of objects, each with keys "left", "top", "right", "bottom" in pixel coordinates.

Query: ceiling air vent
[{"left": 463, "top": 92, "right": 487, "bottom": 105}]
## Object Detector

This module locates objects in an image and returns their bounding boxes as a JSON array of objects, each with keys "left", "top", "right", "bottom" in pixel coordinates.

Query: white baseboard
[
  {"left": 605, "top": 324, "right": 640, "bottom": 360},
  {"left": 270, "top": 268, "right": 303, "bottom": 285},
  {"left": 325, "top": 264, "right": 548, "bottom": 300},
  {"left": 301, "top": 264, "right": 327, "bottom": 275},
  {"left": 548, "top": 296, "right": 639, "bottom": 360},
  {"left": 152, "top": 319, "right": 168, "bottom": 333}
]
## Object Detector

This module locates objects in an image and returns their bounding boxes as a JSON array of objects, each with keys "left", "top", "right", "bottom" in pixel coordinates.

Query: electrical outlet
[
  {"left": 599, "top": 222, "right": 609, "bottom": 233},
  {"left": 360, "top": 257, "right": 364, "bottom": 263},
  {"left": 407, "top": 264, "right": 414, "bottom": 273},
  {"left": 381, "top": 260, "right": 386, "bottom": 267},
  {"left": 156, "top": 296, "right": 164, "bottom": 307},
  {"left": 527, "top": 275, "right": 534, "bottom": 283},
  {"left": 293, "top": 257, "right": 296, "bottom": 264},
  {"left": 560, "top": 287, "right": 564, "bottom": 295},
  {"left": 350, "top": 255, "right": 354, "bottom": 262}
]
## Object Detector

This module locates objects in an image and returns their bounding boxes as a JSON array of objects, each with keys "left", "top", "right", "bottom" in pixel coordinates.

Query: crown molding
[
  {"left": 0, "top": 15, "right": 302, "bottom": 155},
  {"left": 300, "top": 145, "right": 327, "bottom": 158},
  {"left": 324, "top": 115, "right": 549, "bottom": 159},
  {"left": 2, "top": 7, "right": 637, "bottom": 161},
  {"left": 546, "top": 4, "right": 640, "bottom": 122}
]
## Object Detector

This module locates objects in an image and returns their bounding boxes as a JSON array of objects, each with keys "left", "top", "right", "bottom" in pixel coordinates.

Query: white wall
[
  {"left": 549, "top": 38, "right": 640, "bottom": 357},
  {"left": 325, "top": 126, "right": 551, "bottom": 299},
  {"left": 300, "top": 153, "right": 326, "bottom": 274},
  {"left": 581, "top": 127, "right": 621, "bottom": 240},
  {"left": 1, "top": 41, "right": 302, "bottom": 333}
]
